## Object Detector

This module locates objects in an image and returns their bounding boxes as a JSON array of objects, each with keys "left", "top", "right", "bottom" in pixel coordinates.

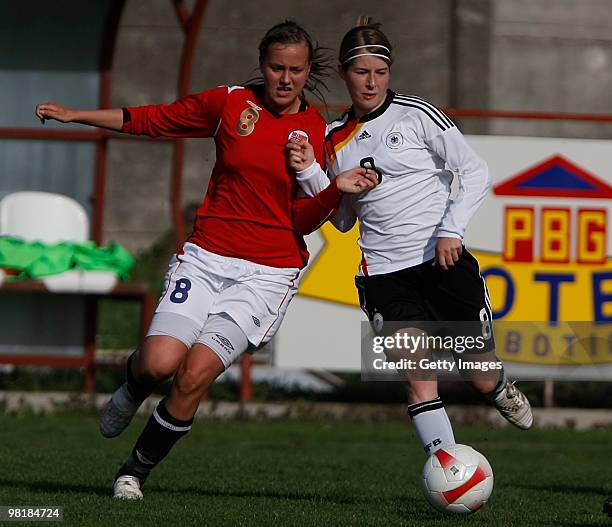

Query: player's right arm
[
  {"left": 35, "top": 86, "right": 229, "bottom": 138},
  {"left": 291, "top": 168, "right": 375, "bottom": 235},
  {"left": 35, "top": 103, "right": 124, "bottom": 131}
]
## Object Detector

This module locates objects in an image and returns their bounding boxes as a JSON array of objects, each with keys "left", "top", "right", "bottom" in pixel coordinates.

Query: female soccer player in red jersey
[
  {"left": 36, "top": 21, "right": 377, "bottom": 499},
  {"left": 287, "top": 18, "right": 533, "bottom": 459}
]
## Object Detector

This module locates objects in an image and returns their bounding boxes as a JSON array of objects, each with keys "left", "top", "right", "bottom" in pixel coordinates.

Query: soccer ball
[{"left": 421, "top": 444, "right": 494, "bottom": 514}]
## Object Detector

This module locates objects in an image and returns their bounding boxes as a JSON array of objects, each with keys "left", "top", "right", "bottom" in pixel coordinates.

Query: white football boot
[
  {"left": 100, "top": 383, "right": 141, "bottom": 438},
  {"left": 493, "top": 381, "right": 533, "bottom": 430},
  {"left": 113, "top": 475, "right": 143, "bottom": 500}
]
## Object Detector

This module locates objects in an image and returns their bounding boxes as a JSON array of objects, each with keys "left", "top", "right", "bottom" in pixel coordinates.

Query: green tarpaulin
[{"left": 0, "top": 236, "right": 133, "bottom": 281}]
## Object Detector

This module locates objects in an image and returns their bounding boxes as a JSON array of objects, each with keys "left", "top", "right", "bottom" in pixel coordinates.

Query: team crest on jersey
[
  {"left": 385, "top": 131, "right": 404, "bottom": 149},
  {"left": 236, "top": 105, "right": 260, "bottom": 136},
  {"left": 288, "top": 129, "right": 309, "bottom": 143}
]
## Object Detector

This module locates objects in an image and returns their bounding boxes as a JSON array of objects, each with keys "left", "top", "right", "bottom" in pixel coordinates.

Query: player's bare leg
[
  {"left": 164, "top": 344, "right": 225, "bottom": 420},
  {"left": 100, "top": 336, "right": 188, "bottom": 438},
  {"left": 112, "top": 344, "right": 224, "bottom": 499}
]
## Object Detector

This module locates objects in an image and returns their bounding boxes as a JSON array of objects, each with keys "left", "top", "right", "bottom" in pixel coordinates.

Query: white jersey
[{"left": 298, "top": 90, "right": 491, "bottom": 276}]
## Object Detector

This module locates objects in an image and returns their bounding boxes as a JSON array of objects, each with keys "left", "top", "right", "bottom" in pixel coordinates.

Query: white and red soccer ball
[{"left": 421, "top": 444, "right": 494, "bottom": 514}]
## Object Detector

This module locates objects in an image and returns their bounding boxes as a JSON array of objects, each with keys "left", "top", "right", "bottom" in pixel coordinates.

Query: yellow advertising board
[{"left": 276, "top": 135, "right": 612, "bottom": 378}]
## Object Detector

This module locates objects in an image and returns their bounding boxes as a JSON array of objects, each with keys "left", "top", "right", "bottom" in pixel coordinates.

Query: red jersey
[{"left": 122, "top": 85, "right": 336, "bottom": 268}]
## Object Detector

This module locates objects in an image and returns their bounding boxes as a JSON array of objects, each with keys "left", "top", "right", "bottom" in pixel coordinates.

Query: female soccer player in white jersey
[
  {"left": 36, "top": 21, "right": 377, "bottom": 499},
  {"left": 287, "top": 17, "right": 533, "bottom": 457}
]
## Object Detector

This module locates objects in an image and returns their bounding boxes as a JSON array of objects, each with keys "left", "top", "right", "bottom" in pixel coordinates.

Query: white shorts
[{"left": 146, "top": 243, "right": 300, "bottom": 363}]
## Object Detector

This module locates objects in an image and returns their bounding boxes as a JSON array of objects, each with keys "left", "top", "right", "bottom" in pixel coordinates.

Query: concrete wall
[
  {"left": 489, "top": 0, "right": 612, "bottom": 138},
  {"left": 102, "top": 0, "right": 612, "bottom": 252},
  {"left": 105, "top": 0, "right": 454, "bottom": 250}
]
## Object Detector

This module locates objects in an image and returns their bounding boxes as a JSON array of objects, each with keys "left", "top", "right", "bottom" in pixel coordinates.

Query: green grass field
[{"left": 0, "top": 412, "right": 610, "bottom": 526}]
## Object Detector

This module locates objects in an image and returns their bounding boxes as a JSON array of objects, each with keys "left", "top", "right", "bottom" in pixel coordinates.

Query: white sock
[{"left": 407, "top": 397, "right": 455, "bottom": 456}]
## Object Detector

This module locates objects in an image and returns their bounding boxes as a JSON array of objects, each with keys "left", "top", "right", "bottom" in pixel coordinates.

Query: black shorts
[{"left": 355, "top": 249, "right": 495, "bottom": 352}]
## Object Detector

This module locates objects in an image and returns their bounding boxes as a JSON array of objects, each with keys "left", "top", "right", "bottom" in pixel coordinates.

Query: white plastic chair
[
  {"left": 0, "top": 191, "right": 117, "bottom": 292},
  {"left": 0, "top": 191, "right": 89, "bottom": 244}
]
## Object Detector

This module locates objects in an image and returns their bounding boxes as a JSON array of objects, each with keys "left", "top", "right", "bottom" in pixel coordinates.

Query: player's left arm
[
  {"left": 292, "top": 179, "right": 342, "bottom": 235},
  {"left": 427, "top": 127, "right": 491, "bottom": 239},
  {"left": 287, "top": 138, "right": 378, "bottom": 197},
  {"left": 425, "top": 123, "right": 491, "bottom": 268}
]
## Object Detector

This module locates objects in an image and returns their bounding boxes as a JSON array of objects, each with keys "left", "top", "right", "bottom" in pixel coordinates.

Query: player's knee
[
  {"left": 174, "top": 370, "right": 207, "bottom": 398},
  {"left": 174, "top": 362, "right": 215, "bottom": 398},
  {"left": 140, "top": 357, "right": 177, "bottom": 383},
  {"left": 137, "top": 336, "right": 188, "bottom": 382},
  {"left": 407, "top": 382, "right": 439, "bottom": 404},
  {"left": 174, "top": 369, "right": 199, "bottom": 398}
]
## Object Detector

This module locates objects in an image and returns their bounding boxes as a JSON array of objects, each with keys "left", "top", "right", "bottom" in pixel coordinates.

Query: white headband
[
  {"left": 341, "top": 44, "right": 392, "bottom": 65},
  {"left": 346, "top": 44, "right": 390, "bottom": 53},
  {"left": 342, "top": 53, "right": 391, "bottom": 64}
]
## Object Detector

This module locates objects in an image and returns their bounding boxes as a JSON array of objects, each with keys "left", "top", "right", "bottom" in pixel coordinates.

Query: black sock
[
  {"left": 125, "top": 352, "right": 156, "bottom": 403},
  {"left": 484, "top": 367, "right": 507, "bottom": 401},
  {"left": 116, "top": 398, "right": 193, "bottom": 483}
]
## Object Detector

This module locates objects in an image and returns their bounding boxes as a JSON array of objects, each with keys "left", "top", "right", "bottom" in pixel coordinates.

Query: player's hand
[
  {"left": 433, "top": 237, "right": 462, "bottom": 270},
  {"left": 285, "top": 139, "right": 315, "bottom": 172},
  {"left": 35, "top": 102, "right": 74, "bottom": 124},
  {"left": 336, "top": 167, "right": 378, "bottom": 194}
]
